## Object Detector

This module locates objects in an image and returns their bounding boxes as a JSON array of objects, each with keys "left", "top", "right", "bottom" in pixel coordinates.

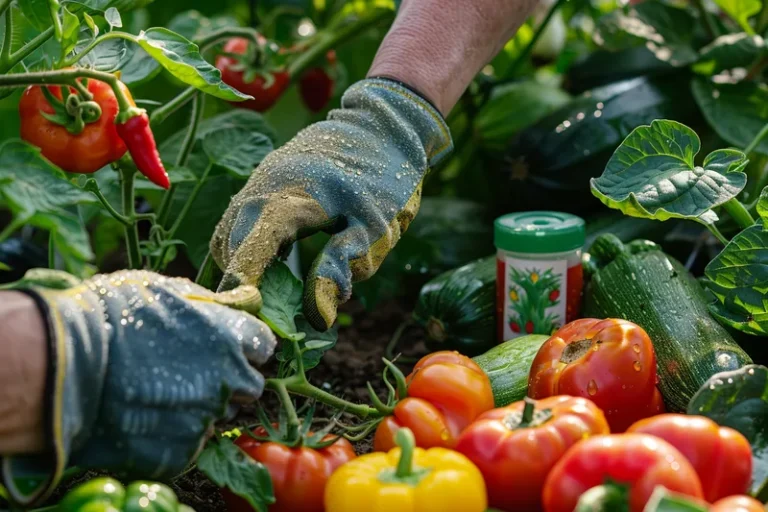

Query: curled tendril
[{"left": 79, "top": 101, "right": 102, "bottom": 124}]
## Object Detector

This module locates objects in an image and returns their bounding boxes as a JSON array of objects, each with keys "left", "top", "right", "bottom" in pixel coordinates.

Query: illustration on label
[{"left": 504, "top": 259, "right": 567, "bottom": 340}]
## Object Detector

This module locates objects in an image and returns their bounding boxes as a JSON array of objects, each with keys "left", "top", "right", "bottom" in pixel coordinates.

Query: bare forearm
[
  {"left": 0, "top": 292, "right": 47, "bottom": 453},
  {"left": 369, "top": 0, "right": 538, "bottom": 115}
]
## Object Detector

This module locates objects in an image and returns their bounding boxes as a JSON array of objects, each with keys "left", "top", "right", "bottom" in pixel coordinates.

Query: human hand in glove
[
  {"left": 211, "top": 78, "right": 453, "bottom": 331},
  {"left": 1, "top": 269, "right": 276, "bottom": 507}
]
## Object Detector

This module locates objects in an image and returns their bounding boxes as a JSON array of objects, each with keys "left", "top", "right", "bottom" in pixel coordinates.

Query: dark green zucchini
[
  {"left": 490, "top": 71, "right": 702, "bottom": 216},
  {"left": 473, "top": 334, "right": 550, "bottom": 406},
  {"left": 583, "top": 234, "right": 752, "bottom": 412}
]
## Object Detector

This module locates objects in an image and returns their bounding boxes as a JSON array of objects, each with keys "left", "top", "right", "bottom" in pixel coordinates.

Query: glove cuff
[
  {"left": 341, "top": 77, "right": 454, "bottom": 168},
  {"left": 1, "top": 285, "right": 108, "bottom": 507}
]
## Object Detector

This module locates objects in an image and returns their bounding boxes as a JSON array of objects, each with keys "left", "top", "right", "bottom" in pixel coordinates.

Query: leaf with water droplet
[
  {"left": 591, "top": 119, "right": 747, "bottom": 225},
  {"left": 687, "top": 364, "right": 768, "bottom": 495}
]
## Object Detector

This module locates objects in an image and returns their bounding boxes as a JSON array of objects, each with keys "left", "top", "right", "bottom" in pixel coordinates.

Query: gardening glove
[
  {"left": 1, "top": 269, "right": 276, "bottom": 508},
  {"left": 211, "top": 78, "right": 453, "bottom": 331}
]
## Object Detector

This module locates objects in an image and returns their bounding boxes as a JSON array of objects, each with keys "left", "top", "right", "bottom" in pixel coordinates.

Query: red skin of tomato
[
  {"left": 455, "top": 395, "right": 609, "bottom": 511},
  {"left": 710, "top": 496, "right": 765, "bottom": 512},
  {"left": 216, "top": 38, "right": 290, "bottom": 113},
  {"left": 222, "top": 428, "right": 356, "bottom": 512},
  {"left": 529, "top": 318, "right": 665, "bottom": 432},
  {"left": 299, "top": 51, "right": 336, "bottom": 112},
  {"left": 627, "top": 414, "right": 753, "bottom": 502},
  {"left": 543, "top": 433, "right": 704, "bottom": 512},
  {"left": 19, "top": 79, "right": 133, "bottom": 173},
  {"left": 373, "top": 351, "right": 495, "bottom": 451}
]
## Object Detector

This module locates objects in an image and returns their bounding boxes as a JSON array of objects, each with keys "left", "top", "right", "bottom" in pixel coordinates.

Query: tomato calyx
[
  {"left": 377, "top": 428, "right": 432, "bottom": 486},
  {"left": 502, "top": 397, "right": 554, "bottom": 430},
  {"left": 248, "top": 402, "right": 344, "bottom": 450},
  {"left": 575, "top": 482, "right": 629, "bottom": 512},
  {"left": 367, "top": 358, "right": 409, "bottom": 416},
  {"left": 560, "top": 338, "right": 595, "bottom": 363},
  {"left": 40, "top": 84, "right": 103, "bottom": 135},
  {"left": 114, "top": 105, "right": 146, "bottom": 125},
  {"left": 219, "top": 36, "right": 288, "bottom": 87}
]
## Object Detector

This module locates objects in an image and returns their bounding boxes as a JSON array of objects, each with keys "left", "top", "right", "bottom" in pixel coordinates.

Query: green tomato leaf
[
  {"left": 83, "top": 12, "right": 98, "bottom": 37},
  {"left": 693, "top": 33, "right": 764, "bottom": 76},
  {"left": 594, "top": 2, "right": 698, "bottom": 67},
  {"left": 118, "top": 46, "right": 161, "bottom": 85},
  {"left": 643, "top": 486, "right": 708, "bottom": 512},
  {"left": 257, "top": 262, "right": 305, "bottom": 341},
  {"left": 134, "top": 28, "right": 252, "bottom": 101},
  {"left": 104, "top": 6, "right": 122, "bottom": 28},
  {"left": 590, "top": 120, "right": 748, "bottom": 225},
  {"left": 757, "top": 187, "right": 768, "bottom": 225},
  {"left": 692, "top": 78, "right": 768, "bottom": 156},
  {"left": 16, "top": 0, "right": 52, "bottom": 31},
  {"left": 714, "top": 0, "right": 761, "bottom": 34},
  {"left": 705, "top": 224, "right": 768, "bottom": 335},
  {"left": 60, "top": 6, "right": 80, "bottom": 56},
  {"left": 197, "top": 437, "right": 275, "bottom": 512},
  {"left": 687, "top": 365, "right": 768, "bottom": 495},
  {"left": 74, "top": 28, "right": 130, "bottom": 72},
  {"left": 202, "top": 128, "right": 274, "bottom": 178}
]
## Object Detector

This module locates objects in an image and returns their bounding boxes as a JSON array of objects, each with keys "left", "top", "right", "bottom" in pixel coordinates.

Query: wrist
[{"left": 0, "top": 291, "right": 47, "bottom": 454}]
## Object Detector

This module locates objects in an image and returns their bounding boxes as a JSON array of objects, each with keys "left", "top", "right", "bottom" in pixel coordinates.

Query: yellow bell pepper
[{"left": 324, "top": 427, "right": 487, "bottom": 512}]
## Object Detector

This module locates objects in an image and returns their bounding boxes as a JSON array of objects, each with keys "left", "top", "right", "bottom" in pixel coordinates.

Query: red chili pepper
[{"left": 115, "top": 109, "right": 169, "bottom": 189}]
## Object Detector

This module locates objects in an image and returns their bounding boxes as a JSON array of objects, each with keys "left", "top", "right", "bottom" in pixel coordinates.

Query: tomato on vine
[
  {"left": 299, "top": 50, "right": 336, "bottom": 112},
  {"left": 216, "top": 37, "right": 290, "bottom": 113},
  {"left": 19, "top": 78, "right": 132, "bottom": 174}
]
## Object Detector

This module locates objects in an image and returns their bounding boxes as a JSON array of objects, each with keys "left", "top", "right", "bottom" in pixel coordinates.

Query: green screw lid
[{"left": 494, "top": 211, "right": 585, "bottom": 254}]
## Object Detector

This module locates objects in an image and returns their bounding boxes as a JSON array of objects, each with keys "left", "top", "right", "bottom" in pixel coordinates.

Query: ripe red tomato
[
  {"left": 543, "top": 433, "right": 704, "bottom": 512},
  {"left": 223, "top": 427, "right": 356, "bottom": 512},
  {"left": 299, "top": 50, "right": 336, "bottom": 112},
  {"left": 373, "top": 351, "right": 494, "bottom": 451},
  {"left": 19, "top": 78, "right": 133, "bottom": 173},
  {"left": 216, "top": 38, "right": 290, "bottom": 113},
  {"left": 549, "top": 289, "right": 560, "bottom": 302},
  {"left": 456, "top": 396, "right": 609, "bottom": 511},
  {"left": 710, "top": 496, "right": 765, "bottom": 512},
  {"left": 529, "top": 318, "right": 665, "bottom": 432}
]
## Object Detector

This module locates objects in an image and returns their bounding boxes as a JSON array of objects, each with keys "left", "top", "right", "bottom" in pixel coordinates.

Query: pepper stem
[
  {"left": 394, "top": 428, "right": 416, "bottom": 478},
  {"left": 521, "top": 397, "right": 535, "bottom": 424}
]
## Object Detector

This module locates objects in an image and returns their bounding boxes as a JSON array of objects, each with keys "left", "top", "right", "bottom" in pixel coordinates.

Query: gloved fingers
[
  {"left": 304, "top": 221, "right": 397, "bottom": 331},
  {"left": 237, "top": 316, "right": 278, "bottom": 367},
  {"left": 215, "top": 193, "right": 332, "bottom": 292}
]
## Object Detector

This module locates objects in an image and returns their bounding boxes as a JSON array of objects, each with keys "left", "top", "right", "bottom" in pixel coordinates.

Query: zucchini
[
  {"left": 583, "top": 234, "right": 752, "bottom": 412},
  {"left": 473, "top": 334, "right": 550, "bottom": 407},
  {"left": 413, "top": 214, "right": 677, "bottom": 356}
]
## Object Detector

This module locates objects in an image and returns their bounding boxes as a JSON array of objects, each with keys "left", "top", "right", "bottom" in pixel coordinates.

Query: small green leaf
[
  {"left": 705, "top": 224, "right": 768, "bottom": 335},
  {"left": 60, "top": 6, "right": 80, "bottom": 56},
  {"left": 693, "top": 33, "right": 764, "bottom": 76},
  {"left": 293, "top": 316, "right": 337, "bottom": 371},
  {"left": 134, "top": 28, "right": 252, "bottom": 101},
  {"left": 643, "top": 486, "right": 708, "bottom": 511},
  {"left": 714, "top": 0, "right": 761, "bottom": 34},
  {"left": 757, "top": 187, "right": 768, "bottom": 225},
  {"left": 692, "top": 78, "right": 768, "bottom": 156},
  {"left": 197, "top": 437, "right": 275, "bottom": 512},
  {"left": 257, "top": 262, "right": 305, "bottom": 341},
  {"left": 687, "top": 365, "right": 768, "bottom": 495},
  {"left": 591, "top": 120, "right": 748, "bottom": 225},
  {"left": 594, "top": 2, "right": 698, "bottom": 67},
  {"left": 83, "top": 12, "right": 98, "bottom": 37},
  {"left": 202, "top": 128, "right": 274, "bottom": 178},
  {"left": 104, "top": 7, "right": 122, "bottom": 28}
]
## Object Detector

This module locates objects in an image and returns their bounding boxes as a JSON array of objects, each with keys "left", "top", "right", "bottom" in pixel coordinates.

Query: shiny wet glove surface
[
  {"left": 2, "top": 270, "right": 276, "bottom": 507},
  {"left": 211, "top": 78, "right": 453, "bottom": 331}
]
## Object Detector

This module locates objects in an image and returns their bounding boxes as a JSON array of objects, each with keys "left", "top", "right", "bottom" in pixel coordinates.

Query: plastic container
[{"left": 494, "top": 211, "right": 585, "bottom": 342}]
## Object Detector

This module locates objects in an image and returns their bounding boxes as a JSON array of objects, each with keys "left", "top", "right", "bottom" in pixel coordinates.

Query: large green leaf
[
  {"left": 591, "top": 120, "right": 748, "bottom": 225},
  {"left": 475, "top": 81, "right": 571, "bottom": 153},
  {"left": 692, "top": 78, "right": 768, "bottom": 156},
  {"left": 117, "top": 45, "right": 160, "bottom": 85},
  {"left": 714, "top": 0, "right": 762, "bottom": 33},
  {"left": 16, "top": 0, "right": 52, "bottom": 31},
  {"left": 257, "top": 262, "right": 304, "bottom": 341},
  {"left": 688, "top": 365, "right": 768, "bottom": 495},
  {"left": 133, "top": 28, "right": 252, "bottom": 101},
  {"left": 74, "top": 28, "right": 131, "bottom": 71},
  {"left": 705, "top": 224, "right": 768, "bottom": 335},
  {"left": 693, "top": 33, "right": 765, "bottom": 76},
  {"left": 594, "top": 1, "right": 698, "bottom": 67},
  {"left": 197, "top": 437, "right": 274, "bottom": 512},
  {"left": 202, "top": 128, "right": 274, "bottom": 178}
]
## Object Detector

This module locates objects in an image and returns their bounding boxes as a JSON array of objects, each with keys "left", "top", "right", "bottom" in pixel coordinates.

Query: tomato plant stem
[
  {"left": 150, "top": 86, "right": 196, "bottom": 126},
  {"left": 1, "top": 27, "right": 54, "bottom": 73},
  {"left": 286, "top": 8, "right": 392, "bottom": 79},
  {"left": 0, "top": 7, "right": 13, "bottom": 66},
  {"left": 707, "top": 223, "right": 729, "bottom": 246},
  {"left": 84, "top": 179, "right": 132, "bottom": 226},
  {"left": 275, "top": 373, "right": 382, "bottom": 419},
  {"left": 0, "top": 0, "right": 11, "bottom": 17},
  {"left": 744, "top": 122, "right": 768, "bottom": 156},
  {"left": 119, "top": 165, "right": 143, "bottom": 269},
  {"left": 268, "top": 379, "right": 302, "bottom": 441},
  {"left": 722, "top": 199, "right": 755, "bottom": 230}
]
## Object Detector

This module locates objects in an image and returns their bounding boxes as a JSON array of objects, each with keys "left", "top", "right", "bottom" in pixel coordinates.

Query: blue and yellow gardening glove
[
  {"left": 211, "top": 78, "right": 453, "bottom": 331},
  {"left": 1, "top": 269, "right": 276, "bottom": 507}
]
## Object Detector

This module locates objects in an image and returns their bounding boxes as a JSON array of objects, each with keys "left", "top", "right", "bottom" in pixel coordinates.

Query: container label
[{"left": 499, "top": 256, "right": 568, "bottom": 341}]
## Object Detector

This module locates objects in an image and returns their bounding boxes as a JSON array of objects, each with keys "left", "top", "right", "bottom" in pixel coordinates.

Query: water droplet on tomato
[
  {"left": 633, "top": 361, "right": 642, "bottom": 372},
  {"left": 587, "top": 380, "right": 598, "bottom": 396}
]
